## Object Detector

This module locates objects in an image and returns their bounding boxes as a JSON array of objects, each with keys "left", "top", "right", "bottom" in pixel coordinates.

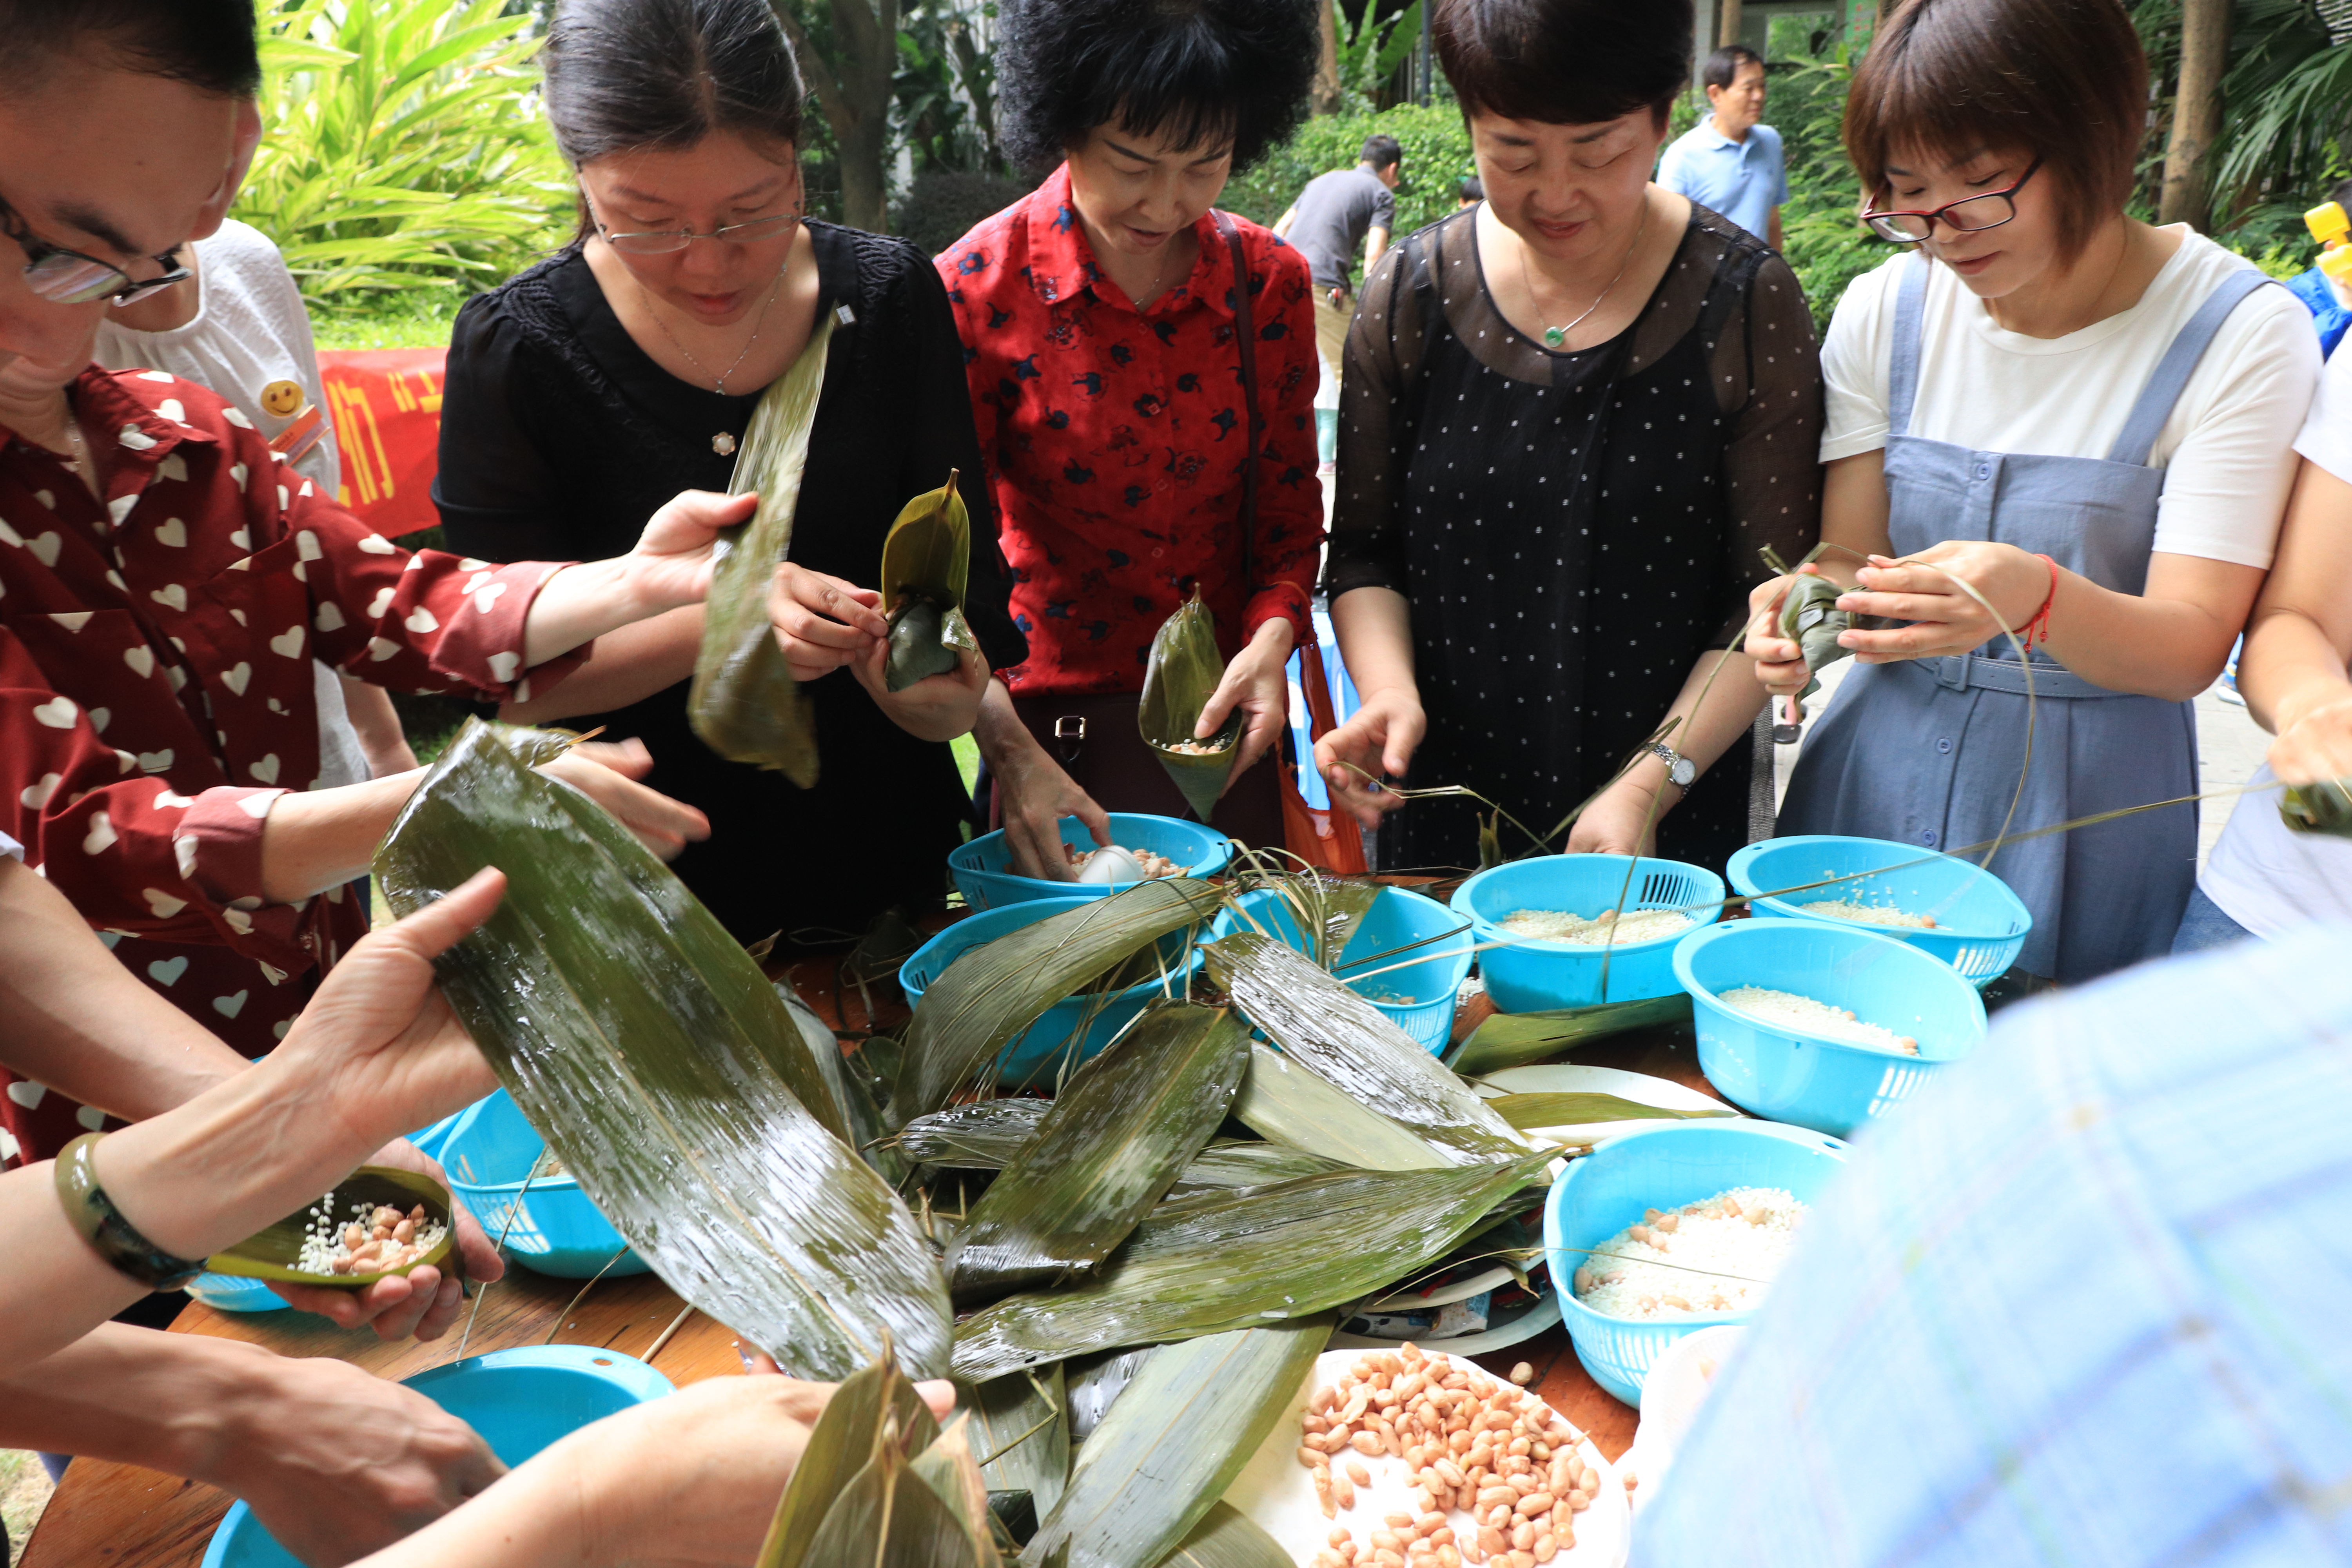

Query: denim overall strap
[
  {"left": 2105, "top": 268, "right": 2274, "bottom": 466},
  {"left": 1887, "top": 252, "right": 1931, "bottom": 440}
]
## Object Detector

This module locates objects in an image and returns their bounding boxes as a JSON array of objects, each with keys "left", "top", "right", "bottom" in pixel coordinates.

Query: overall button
[
  {"left": 1936, "top": 737, "right": 1954, "bottom": 754},
  {"left": 1974, "top": 463, "right": 1991, "bottom": 480}
]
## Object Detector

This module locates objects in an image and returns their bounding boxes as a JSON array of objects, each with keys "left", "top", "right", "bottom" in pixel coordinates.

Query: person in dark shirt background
[{"left": 1274, "top": 134, "right": 1402, "bottom": 465}]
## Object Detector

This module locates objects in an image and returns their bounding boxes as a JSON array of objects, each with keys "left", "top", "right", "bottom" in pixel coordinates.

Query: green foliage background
[{"left": 1222, "top": 103, "right": 1476, "bottom": 248}]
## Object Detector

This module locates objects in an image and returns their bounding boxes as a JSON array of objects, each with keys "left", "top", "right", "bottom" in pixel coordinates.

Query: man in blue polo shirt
[{"left": 1657, "top": 45, "right": 1786, "bottom": 249}]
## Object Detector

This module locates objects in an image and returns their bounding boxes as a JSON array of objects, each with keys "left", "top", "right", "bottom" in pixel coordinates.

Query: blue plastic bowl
[
  {"left": 1727, "top": 835, "right": 2032, "bottom": 988},
  {"left": 185, "top": 1272, "right": 287, "bottom": 1314},
  {"left": 900, "top": 897, "right": 1209, "bottom": 1085},
  {"left": 202, "top": 1345, "right": 673, "bottom": 1568},
  {"left": 440, "top": 1091, "right": 651, "bottom": 1280},
  {"left": 1450, "top": 855, "right": 1725, "bottom": 1012},
  {"left": 1672, "top": 917, "right": 1989, "bottom": 1138},
  {"left": 1225, "top": 886, "right": 1472, "bottom": 1053},
  {"left": 1544, "top": 1122, "right": 1847, "bottom": 1406},
  {"left": 947, "top": 812, "right": 1232, "bottom": 911}
]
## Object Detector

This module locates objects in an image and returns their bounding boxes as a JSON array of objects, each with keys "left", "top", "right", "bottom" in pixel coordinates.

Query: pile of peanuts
[
  {"left": 1296, "top": 1345, "right": 1599, "bottom": 1567},
  {"left": 305, "top": 1201, "right": 439, "bottom": 1275}
]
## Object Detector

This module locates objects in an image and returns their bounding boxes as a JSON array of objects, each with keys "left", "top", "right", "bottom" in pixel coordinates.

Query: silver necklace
[
  {"left": 639, "top": 252, "right": 789, "bottom": 396},
  {"left": 1521, "top": 200, "right": 1651, "bottom": 349},
  {"left": 1124, "top": 240, "right": 1175, "bottom": 310}
]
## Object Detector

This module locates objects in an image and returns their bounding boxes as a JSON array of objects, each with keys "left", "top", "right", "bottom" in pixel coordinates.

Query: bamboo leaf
[
  {"left": 758, "top": 1350, "right": 940, "bottom": 1568},
  {"left": 965, "top": 1364, "right": 1070, "bottom": 1521},
  {"left": 1230, "top": 1044, "right": 1452, "bottom": 1173},
  {"left": 1156, "top": 1503, "right": 1293, "bottom": 1568},
  {"left": 911, "top": 1418, "right": 1008, "bottom": 1568},
  {"left": 889, "top": 880, "right": 1225, "bottom": 1126},
  {"left": 1168, "top": 1139, "right": 1351, "bottom": 1194},
  {"left": 1138, "top": 591, "right": 1241, "bottom": 820},
  {"left": 1020, "top": 1318, "right": 1331, "bottom": 1568},
  {"left": 1483, "top": 1093, "right": 1735, "bottom": 1132},
  {"left": 772, "top": 980, "right": 905, "bottom": 1182},
  {"left": 1444, "top": 995, "right": 1694, "bottom": 1076},
  {"left": 801, "top": 1435, "right": 991, "bottom": 1568},
  {"left": 1204, "top": 934, "right": 1530, "bottom": 1167},
  {"left": 376, "top": 721, "right": 952, "bottom": 1379},
  {"left": 952, "top": 1004, "right": 1250, "bottom": 1303},
  {"left": 688, "top": 315, "right": 835, "bottom": 784},
  {"left": 880, "top": 470, "right": 977, "bottom": 693},
  {"left": 898, "top": 1098, "right": 1051, "bottom": 1167},
  {"left": 952, "top": 1156, "right": 1552, "bottom": 1381},
  {"left": 1065, "top": 1348, "right": 1155, "bottom": 1441}
]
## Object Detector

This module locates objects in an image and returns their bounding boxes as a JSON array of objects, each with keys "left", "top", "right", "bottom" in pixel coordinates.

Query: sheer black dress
[
  {"left": 435, "top": 223, "right": 1026, "bottom": 943},
  {"left": 1327, "top": 203, "right": 1823, "bottom": 873}
]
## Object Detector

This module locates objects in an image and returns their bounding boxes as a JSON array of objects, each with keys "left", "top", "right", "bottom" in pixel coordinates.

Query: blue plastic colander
[
  {"left": 1225, "top": 884, "right": 1473, "bottom": 1053},
  {"left": 1450, "top": 855, "right": 1725, "bottom": 1012},
  {"left": 899, "top": 896, "right": 1210, "bottom": 1085},
  {"left": 1545, "top": 1121, "right": 1848, "bottom": 1406},
  {"left": 1727, "top": 835, "right": 2031, "bottom": 987},
  {"left": 947, "top": 812, "right": 1232, "bottom": 911},
  {"left": 440, "top": 1090, "right": 651, "bottom": 1280},
  {"left": 202, "top": 1345, "right": 674, "bottom": 1568},
  {"left": 1672, "top": 917, "right": 1988, "bottom": 1137}
]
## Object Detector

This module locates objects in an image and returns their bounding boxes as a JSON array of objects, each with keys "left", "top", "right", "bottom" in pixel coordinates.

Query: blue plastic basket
[
  {"left": 947, "top": 812, "right": 1232, "bottom": 911},
  {"left": 1672, "top": 917, "right": 1989, "bottom": 1138},
  {"left": 1226, "top": 885, "right": 1473, "bottom": 1053},
  {"left": 900, "top": 897, "right": 1208, "bottom": 1085},
  {"left": 1450, "top": 855, "right": 1726, "bottom": 1012},
  {"left": 185, "top": 1272, "right": 287, "bottom": 1314},
  {"left": 203, "top": 1345, "right": 674, "bottom": 1568},
  {"left": 1727, "top": 835, "right": 2032, "bottom": 987},
  {"left": 1545, "top": 1122, "right": 1847, "bottom": 1406},
  {"left": 396, "top": 1095, "right": 484, "bottom": 1165},
  {"left": 441, "top": 1090, "right": 652, "bottom": 1280}
]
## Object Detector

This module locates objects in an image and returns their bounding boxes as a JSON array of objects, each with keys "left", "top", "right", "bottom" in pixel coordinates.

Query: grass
[
  {"left": 2, "top": 1448, "right": 54, "bottom": 1560},
  {"left": 309, "top": 287, "right": 470, "bottom": 352}
]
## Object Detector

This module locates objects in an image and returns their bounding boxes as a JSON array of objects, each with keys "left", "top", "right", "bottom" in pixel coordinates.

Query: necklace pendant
[
  {"left": 1543, "top": 325, "right": 1567, "bottom": 348},
  {"left": 712, "top": 432, "right": 737, "bottom": 456}
]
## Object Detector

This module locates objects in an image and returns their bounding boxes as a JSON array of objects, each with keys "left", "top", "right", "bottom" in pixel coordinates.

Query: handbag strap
[{"left": 1210, "top": 208, "right": 1259, "bottom": 593}]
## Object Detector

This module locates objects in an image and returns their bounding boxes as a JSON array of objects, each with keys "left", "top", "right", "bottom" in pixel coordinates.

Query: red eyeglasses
[{"left": 1862, "top": 157, "right": 2043, "bottom": 243}]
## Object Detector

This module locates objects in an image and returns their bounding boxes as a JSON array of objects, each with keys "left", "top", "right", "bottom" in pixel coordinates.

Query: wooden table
[{"left": 26, "top": 924, "right": 1713, "bottom": 1566}]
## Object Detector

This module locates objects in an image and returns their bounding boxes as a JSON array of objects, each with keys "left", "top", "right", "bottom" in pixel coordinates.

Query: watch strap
[{"left": 54, "top": 1132, "right": 206, "bottom": 1291}]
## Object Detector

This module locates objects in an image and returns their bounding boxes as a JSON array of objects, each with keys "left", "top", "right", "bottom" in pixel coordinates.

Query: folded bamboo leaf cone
[{"left": 1140, "top": 590, "right": 1243, "bottom": 821}]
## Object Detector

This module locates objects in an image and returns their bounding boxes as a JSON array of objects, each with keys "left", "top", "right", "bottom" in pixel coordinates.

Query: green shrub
[
  {"left": 1223, "top": 103, "right": 1476, "bottom": 248},
  {"left": 892, "top": 169, "right": 1037, "bottom": 259},
  {"left": 237, "top": 0, "right": 573, "bottom": 304}
]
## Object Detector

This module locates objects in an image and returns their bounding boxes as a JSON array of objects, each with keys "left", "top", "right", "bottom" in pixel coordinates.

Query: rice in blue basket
[{"left": 1573, "top": 1188, "right": 1807, "bottom": 1319}]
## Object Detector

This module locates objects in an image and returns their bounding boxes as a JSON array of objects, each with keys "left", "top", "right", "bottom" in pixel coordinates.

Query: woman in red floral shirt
[
  {"left": 0, "top": 39, "right": 735, "bottom": 1173},
  {"left": 927, "top": 0, "right": 1323, "bottom": 877}
]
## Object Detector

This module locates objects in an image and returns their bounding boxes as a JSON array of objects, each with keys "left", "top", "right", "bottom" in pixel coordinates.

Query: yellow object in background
[{"left": 2304, "top": 201, "right": 2352, "bottom": 309}]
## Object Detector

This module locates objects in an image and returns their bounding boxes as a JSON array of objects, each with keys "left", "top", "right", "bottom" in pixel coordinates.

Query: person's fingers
[
  {"left": 637, "top": 488, "right": 755, "bottom": 555},
  {"left": 915, "top": 1379, "right": 957, "bottom": 1419},
  {"left": 1194, "top": 673, "right": 1243, "bottom": 740},
  {"left": 410, "top": 1270, "right": 466, "bottom": 1341},
  {"left": 371, "top": 867, "right": 508, "bottom": 967},
  {"left": 449, "top": 1196, "right": 505, "bottom": 1286},
  {"left": 362, "top": 1269, "right": 440, "bottom": 1342},
  {"left": 1383, "top": 709, "right": 1425, "bottom": 780},
  {"left": 1835, "top": 590, "right": 1964, "bottom": 626},
  {"left": 571, "top": 738, "right": 655, "bottom": 779},
  {"left": 772, "top": 565, "right": 891, "bottom": 639},
  {"left": 1071, "top": 791, "right": 1113, "bottom": 849}
]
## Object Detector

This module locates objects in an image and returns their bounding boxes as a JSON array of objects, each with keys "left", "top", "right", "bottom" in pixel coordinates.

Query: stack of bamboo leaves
[{"left": 375, "top": 725, "right": 1678, "bottom": 1565}]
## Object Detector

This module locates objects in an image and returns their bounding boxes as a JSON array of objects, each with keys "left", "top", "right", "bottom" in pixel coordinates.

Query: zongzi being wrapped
[
  {"left": 878, "top": 469, "right": 980, "bottom": 692},
  {"left": 1138, "top": 589, "right": 1241, "bottom": 820}
]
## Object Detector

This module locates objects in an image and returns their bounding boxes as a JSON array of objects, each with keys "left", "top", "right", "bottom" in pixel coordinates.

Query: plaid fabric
[{"left": 1635, "top": 925, "right": 2352, "bottom": 1566}]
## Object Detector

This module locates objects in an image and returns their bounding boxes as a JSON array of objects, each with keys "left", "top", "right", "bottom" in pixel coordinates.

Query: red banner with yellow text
[{"left": 316, "top": 348, "right": 446, "bottom": 541}]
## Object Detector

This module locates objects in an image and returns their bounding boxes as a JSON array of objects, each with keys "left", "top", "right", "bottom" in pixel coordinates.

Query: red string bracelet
[{"left": 2007, "top": 552, "right": 2059, "bottom": 650}]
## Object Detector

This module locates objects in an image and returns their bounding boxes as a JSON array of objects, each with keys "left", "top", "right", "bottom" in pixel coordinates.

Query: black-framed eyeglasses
[
  {"left": 592, "top": 209, "right": 799, "bottom": 256},
  {"left": 0, "top": 192, "right": 190, "bottom": 307},
  {"left": 1861, "top": 157, "right": 2043, "bottom": 243}
]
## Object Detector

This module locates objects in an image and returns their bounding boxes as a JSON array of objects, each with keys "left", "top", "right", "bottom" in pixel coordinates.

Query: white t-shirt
[
  {"left": 1820, "top": 228, "right": 2319, "bottom": 568},
  {"left": 92, "top": 219, "right": 371, "bottom": 789},
  {"left": 2199, "top": 339, "right": 2352, "bottom": 938}
]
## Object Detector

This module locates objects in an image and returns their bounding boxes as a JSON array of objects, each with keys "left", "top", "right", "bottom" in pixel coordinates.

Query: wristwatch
[{"left": 1648, "top": 742, "right": 1697, "bottom": 791}]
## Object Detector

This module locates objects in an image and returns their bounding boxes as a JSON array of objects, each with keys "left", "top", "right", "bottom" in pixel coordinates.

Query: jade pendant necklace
[{"left": 1522, "top": 200, "right": 1649, "bottom": 349}]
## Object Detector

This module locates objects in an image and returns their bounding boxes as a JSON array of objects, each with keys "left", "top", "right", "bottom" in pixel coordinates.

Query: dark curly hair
[{"left": 995, "top": 0, "right": 1317, "bottom": 174}]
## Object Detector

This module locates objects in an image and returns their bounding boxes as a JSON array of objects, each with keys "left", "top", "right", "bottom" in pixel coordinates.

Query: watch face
[{"left": 1670, "top": 759, "right": 1696, "bottom": 787}]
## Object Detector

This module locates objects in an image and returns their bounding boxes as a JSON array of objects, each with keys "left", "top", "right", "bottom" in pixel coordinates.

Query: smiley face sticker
[{"left": 260, "top": 379, "right": 307, "bottom": 419}]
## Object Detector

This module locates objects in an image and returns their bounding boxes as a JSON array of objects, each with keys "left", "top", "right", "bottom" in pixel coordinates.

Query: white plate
[
  {"left": 1622, "top": 1325, "right": 1746, "bottom": 1517},
  {"left": 1471, "top": 1064, "right": 1736, "bottom": 1146},
  {"left": 1224, "top": 1348, "right": 1630, "bottom": 1568}
]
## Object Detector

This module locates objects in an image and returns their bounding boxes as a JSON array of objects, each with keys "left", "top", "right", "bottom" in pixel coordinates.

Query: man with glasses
[{"left": 1657, "top": 45, "right": 1785, "bottom": 249}]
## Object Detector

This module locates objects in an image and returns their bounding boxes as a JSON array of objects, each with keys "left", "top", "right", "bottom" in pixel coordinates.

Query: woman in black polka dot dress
[{"left": 1316, "top": 0, "right": 1822, "bottom": 873}]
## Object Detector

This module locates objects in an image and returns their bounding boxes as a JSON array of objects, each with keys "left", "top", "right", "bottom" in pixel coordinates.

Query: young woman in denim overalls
[{"left": 1749, "top": 0, "right": 2320, "bottom": 984}]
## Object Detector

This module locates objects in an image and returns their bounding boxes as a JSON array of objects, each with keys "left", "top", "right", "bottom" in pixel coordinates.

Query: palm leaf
[
  {"left": 207, "top": 1166, "right": 452, "bottom": 1287},
  {"left": 951, "top": 1155, "right": 1553, "bottom": 1380},
  {"left": 1229, "top": 1043, "right": 1452, "bottom": 1172},
  {"left": 375, "top": 720, "right": 953, "bottom": 1379},
  {"left": 1020, "top": 1317, "right": 1330, "bottom": 1568},
  {"left": 1483, "top": 1093, "right": 1734, "bottom": 1132},
  {"left": 1157, "top": 1503, "right": 1292, "bottom": 1568},
  {"left": 880, "top": 470, "right": 979, "bottom": 692},
  {"left": 965, "top": 1364, "right": 1070, "bottom": 1521},
  {"left": 688, "top": 315, "right": 837, "bottom": 785},
  {"left": 1138, "top": 590, "right": 1241, "bottom": 820},
  {"left": 1444, "top": 994, "right": 1693, "bottom": 1075},
  {"left": 1203, "top": 933, "right": 1529, "bottom": 1166},
  {"left": 951, "top": 1003, "right": 1249, "bottom": 1303},
  {"left": 889, "top": 879, "right": 1225, "bottom": 1126}
]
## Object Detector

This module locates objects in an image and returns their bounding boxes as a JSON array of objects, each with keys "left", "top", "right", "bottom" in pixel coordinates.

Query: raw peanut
[
  {"left": 1628, "top": 1223, "right": 1651, "bottom": 1243},
  {"left": 1347, "top": 1460, "right": 1372, "bottom": 1487},
  {"left": 1374, "top": 1387, "right": 1400, "bottom": 1408},
  {"left": 1477, "top": 1526, "right": 1506, "bottom": 1555},
  {"left": 1340, "top": 1548, "right": 1360, "bottom": 1565},
  {"left": 1351, "top": 1432, "right": 1386, "bottom": 1456},
  {"left": 1305, "top": 1414, "right": 1333, "bottom": 1436},
  {"left": 1372, "top": 1532, "right": 1405, "bottom": 1552},
  {"left": 342, "top": 1223, "right": 368, "bottom": 1250},
  {"left": 1405, "top": 1444, "right": 1428, "bottom": 1469},
  {"left": 1477, "top": 1486, "right": 1516, "bottom": 1511},
  {"left": 1507, "top": 1361, "right": 1534, "bottom": 1386},
  {"left": 1506, "top": 1436, "right": 1532, "bottom": 1458},
  {"left": 1557, "top": 1526, "right": 1575, "bottom": 1552},
  {"left": 1384, "top": 1515, "right": 1415, "bottom": 1532},
  {"left": 1343, "top": 1390, "right": 1372, "bottom": 1423},
  {"left": 1443, "top": 1372, "right": 1470, "bottom": 1390},
  {"left": 1722, "top": 1195, "right": 1743, "bottom": 1218},
  {"left": 1517, "top": 1491, "right": 1555, "bottom": 1517},
  {"left": 1374, "top": 1553, "right": 1405, "bottom": 1568},
  {"left": 1655, "top": 1212, "right": 1680, "bottom": 1232},
  {"left": 1532, "top": 1536, "right": 1557, "bottom": 1565},
  {"left": 1623, "top": 1471, "right": 1639, "bottom": 1491},
  {"left": 1312, "top": 1387, "right": 1339, "bottom": 1415},
  {"left": 1500, "top": 1456, "right": 1531, "bottom": 1478},
  {"left": 1316, "top": 1467, "right": 1337, "bottom": 1519},
  {"left": 1321, "top": 1429, "right": 1354, "bottom": 1454},
  {"left": 1415, "top": 1514, "right": 1444, "bottom": 1539},
  {"left": 1510, "top": 1522, "right": 1536, "bottom": 1552},
  {"left": 1485, "top": 1504, "right": 1512, "bottom": 1528},
  {"left": 1436, "top": 1458, "right": 1466, "bottom": 1487},
  {"left": 1314, "top": 1555, "right": 1345, "bottom": 1568},
  {"left": 1579, "top": 1467, "right": 1599, "bottom": 1494},
  {"left": 1530, "top": 1441, "right": 1550, "bottom": 1462},
  {"left": 328, "top": 1255, "right": 354, "bottom": 1274},
  {"left": 408, "top": 1203, "right": 426, "bottom": 1223},
  {"left": 1460, "top": 1542, "right": 1487, "bottom": 1566},
  {"left": 1301, "top": 1446, "right": 1328, "bottom": 1470},
  {"left": 1336, "top": 1474, "right": 1357, "bottom": 1510},
  {"left": 1396, "top": 1372, "right": 1425, "bottom": 1399},
  {"left": 1438, "top": 1548, "right": 1462, "bottom": 1568},
  {"left": 1330, "top": 1528, "right": 1354, "bottom": 1548},
  {"left": 1410, "top": 1488, "right": 1435, "bottom": 1513},
  {"left": 1507, "top": 1474, "right": 1539, "bottom": 1497},
  {"left": 1447, "top": 1424, "right": 1472, "bottom": 1446}
]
